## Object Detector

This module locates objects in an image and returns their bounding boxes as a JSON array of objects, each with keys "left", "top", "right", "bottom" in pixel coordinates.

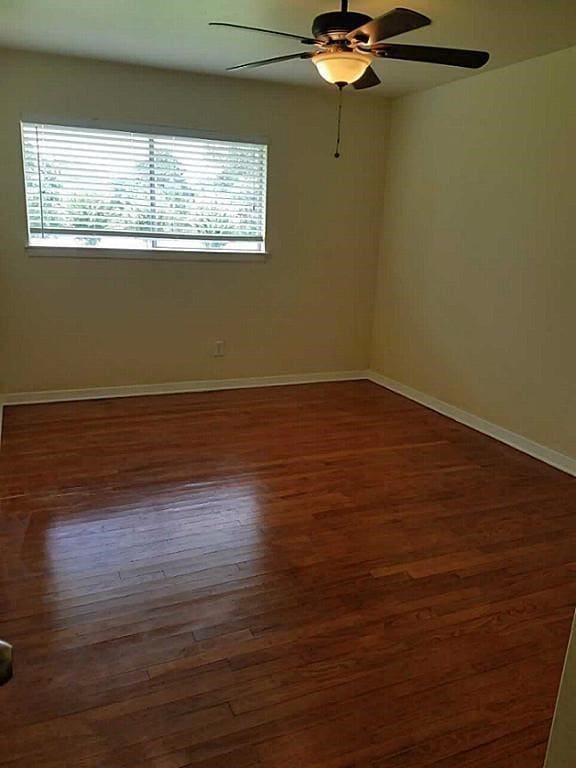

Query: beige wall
[
  {"left": 0, "top": 49, "right": 387, "bottom": 393},
  {"left": 371, "top": 45, "right": 576, "bottom": 460}
]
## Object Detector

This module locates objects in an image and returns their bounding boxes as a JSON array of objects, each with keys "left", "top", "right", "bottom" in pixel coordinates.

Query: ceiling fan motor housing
[{"left": 312, "top": 12, "right": 372, "bottom": 42}]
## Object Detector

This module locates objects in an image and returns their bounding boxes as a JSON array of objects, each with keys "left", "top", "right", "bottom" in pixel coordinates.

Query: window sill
[{"left": 25, "top": 246, "right": 269, "bottom": 263}]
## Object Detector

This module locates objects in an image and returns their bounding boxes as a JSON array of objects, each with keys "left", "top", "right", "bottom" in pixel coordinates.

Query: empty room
[{"left": 1, "top": 1, "right": 575, "bottom": 766}]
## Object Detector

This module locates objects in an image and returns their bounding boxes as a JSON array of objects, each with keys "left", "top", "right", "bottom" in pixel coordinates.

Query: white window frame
[{"left": 20, "top": 116, "right": 269, "bottom": 262}]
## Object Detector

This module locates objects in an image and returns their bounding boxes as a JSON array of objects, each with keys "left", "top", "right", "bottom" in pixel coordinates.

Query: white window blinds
[{"left": 21, "top": 122, "right": 268, "bottom": 253}]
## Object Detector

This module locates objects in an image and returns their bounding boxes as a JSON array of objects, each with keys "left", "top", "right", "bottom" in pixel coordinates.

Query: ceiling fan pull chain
[{"left": 334, "top": 84, "right": 344, "bottom": 159}]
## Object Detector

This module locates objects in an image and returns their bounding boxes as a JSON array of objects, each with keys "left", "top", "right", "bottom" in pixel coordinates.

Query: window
[{"left": 21, "top": 121, "right": 268, "bottom": 255}]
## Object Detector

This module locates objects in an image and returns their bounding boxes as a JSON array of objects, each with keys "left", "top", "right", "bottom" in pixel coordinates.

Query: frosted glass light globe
[{"left": 313, "top": 51, "right": 372, "bottom": 85}]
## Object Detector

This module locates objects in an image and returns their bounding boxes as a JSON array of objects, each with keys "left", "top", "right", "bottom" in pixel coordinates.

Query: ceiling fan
[{"left": 210, "top": 2, "right": 490, "bottom": 90}]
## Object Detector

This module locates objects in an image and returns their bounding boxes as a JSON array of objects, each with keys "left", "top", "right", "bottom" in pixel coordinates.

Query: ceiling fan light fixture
[{"left": 312, "top": 50, "right": 372, "bottom": 85}]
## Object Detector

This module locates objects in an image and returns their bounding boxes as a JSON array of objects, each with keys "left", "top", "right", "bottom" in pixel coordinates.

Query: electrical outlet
[{"left": 213, "top": 340, "right": 226, "bottom": 357}]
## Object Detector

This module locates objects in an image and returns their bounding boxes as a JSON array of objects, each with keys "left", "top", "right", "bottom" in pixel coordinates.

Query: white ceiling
[{"left": 1, "top": 1, "right": 576, "bottom": 96}]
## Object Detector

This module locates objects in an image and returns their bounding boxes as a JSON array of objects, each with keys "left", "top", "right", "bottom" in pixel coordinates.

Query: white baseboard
[
  {"left": 367, "top": 370, "right": 576, "bottom": 478},
  {"left": 1, "top": 370, "right": 368, "bottom": 407},
  {"left": 2, "top": 370, "right": 575, "bottom": 479}
]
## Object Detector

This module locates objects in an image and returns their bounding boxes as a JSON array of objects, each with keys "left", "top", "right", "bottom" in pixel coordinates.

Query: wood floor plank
[{"left": 0, "top": 381, "right": 574, "bottom": 767}]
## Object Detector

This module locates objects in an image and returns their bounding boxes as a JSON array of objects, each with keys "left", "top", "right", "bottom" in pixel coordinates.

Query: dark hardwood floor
[{"left": 0, "top": 380, "right": 575, "bottom": 767}]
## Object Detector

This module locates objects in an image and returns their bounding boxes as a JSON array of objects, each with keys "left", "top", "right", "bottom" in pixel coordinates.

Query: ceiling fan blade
[
  {"left": 347, "top": 8, "right": 431, "bottom": 45},
  {"left": 372, "top": 43, "right": 490, "bottom": 68},
  {"left": 353, "top": 66, "right": 381, "bottom": 90},
  {"left": 227, "top": 52, "right": 314, "bottom": 71},
  {"left": 210, "top": 22, "right": 318, "bottom": 45}
]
